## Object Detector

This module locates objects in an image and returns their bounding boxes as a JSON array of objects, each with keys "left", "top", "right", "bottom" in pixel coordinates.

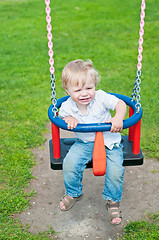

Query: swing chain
[
  {"left": 131, "top": 70, "right": 141, "bottom": 112},
  {"left": 51, "top": 73, "right": 58, "bottom": 117},
  {"left": 131, "top": 0, "right": 145, "bottom": 113},
  {"left": 45, "top": 0, "right": 57, "bottom": 117}
]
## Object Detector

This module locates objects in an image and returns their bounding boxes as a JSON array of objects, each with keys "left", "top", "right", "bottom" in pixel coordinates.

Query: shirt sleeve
[
  {"left": 97, "top": 90, "right": 119, "bottom": 110},
  {"left": 58, "top": 98, "right": 72, "bottom": 118}
]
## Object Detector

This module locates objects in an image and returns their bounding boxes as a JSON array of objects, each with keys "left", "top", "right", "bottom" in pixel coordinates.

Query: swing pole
[
  {"left": 51, "top": 123, "right": 61, "bottom": 159},
  {"left": 133, "top": 120, "right": 141, "bottom": 154},
  {"left": 128, "top": 107, "right": 141, "bottom": 155},
  {"left": 128, "top": 107, "right": 134, "bottom": 141}
]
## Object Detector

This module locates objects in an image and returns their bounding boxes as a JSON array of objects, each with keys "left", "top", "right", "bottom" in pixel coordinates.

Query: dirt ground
[{"left": 18, "top": 126, "right": 159, "bottom": 240}]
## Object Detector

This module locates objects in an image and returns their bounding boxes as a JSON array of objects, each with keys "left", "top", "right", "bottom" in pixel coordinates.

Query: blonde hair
[{"left": 61, "top": 59, "right": 100, "bottom": 90}]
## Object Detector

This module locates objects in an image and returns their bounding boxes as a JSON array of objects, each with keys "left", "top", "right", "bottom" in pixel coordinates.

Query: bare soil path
[{"left": 18, "top": 127, "right": 159, "bottom": 240}]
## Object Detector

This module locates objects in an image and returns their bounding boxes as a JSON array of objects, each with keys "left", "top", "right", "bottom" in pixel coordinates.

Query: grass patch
[
  {"left": 0, "top": 0, "right": 158, "bottom": 238},
  {"left": 119, "top": 212, "right": 159, "bottom": 240},
  {"left": 0, "top": 217, "right": 56, "bottom": 240}
]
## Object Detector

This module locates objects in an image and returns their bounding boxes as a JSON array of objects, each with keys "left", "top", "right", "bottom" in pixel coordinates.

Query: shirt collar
[{"left": 70, "top": 97, "right": 95, "bottom": 114}]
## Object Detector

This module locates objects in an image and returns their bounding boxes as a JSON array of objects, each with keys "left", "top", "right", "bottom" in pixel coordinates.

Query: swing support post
[
  {"left": 133, "top": 119, "right": 141, "bottom": 155},
  {"left": 128, "top": 107, "right": 134, "bottom": 141},
  {"left": 51, "top": 122, "right": 61, "bottom": 159},
  {"left": 128, "top": 107, "right": 141, "bottom": 155}
]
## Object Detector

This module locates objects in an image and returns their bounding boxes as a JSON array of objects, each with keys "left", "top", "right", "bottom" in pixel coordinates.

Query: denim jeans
[{"left": 63, "top": 139, "right": 125, "bottom": 202}]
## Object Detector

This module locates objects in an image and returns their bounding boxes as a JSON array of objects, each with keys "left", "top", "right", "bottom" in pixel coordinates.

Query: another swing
[{"left": 45, "top": 0, "right": 145, "bottom": 176}]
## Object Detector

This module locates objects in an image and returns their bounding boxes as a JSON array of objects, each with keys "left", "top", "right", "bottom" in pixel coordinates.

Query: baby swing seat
[{"left": 48, "top": 93, "right": 143, "bottom": 170}]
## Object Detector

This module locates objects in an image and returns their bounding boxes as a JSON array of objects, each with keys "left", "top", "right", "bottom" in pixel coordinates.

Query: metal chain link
[
  {"left": 50, "top": 74, "right": 58, "bottom": 118},
  {"left": 131, "top": 70, "right": 141, "bottom": 112}
]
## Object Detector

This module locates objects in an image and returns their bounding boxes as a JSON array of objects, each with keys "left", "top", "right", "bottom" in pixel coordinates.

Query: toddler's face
[{"left": 66, "top": 78, "right": 95, "bottom": 109}]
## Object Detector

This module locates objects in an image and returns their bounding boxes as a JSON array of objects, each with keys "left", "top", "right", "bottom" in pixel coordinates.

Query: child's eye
[{"left": 75, "top": 89, "right": 81, "bottom": 92}]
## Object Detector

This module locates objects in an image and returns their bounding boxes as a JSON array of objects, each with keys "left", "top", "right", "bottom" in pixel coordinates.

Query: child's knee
[
  {"left": 107, "top": 164, "right": 125, "bottom": 182},
  {"left": 63, "top": 156, "right": 74, "bottom": 173}
]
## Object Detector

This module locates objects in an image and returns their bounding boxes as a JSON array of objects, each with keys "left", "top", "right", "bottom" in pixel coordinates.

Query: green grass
[
  {"left": 119, "top": 212, "right": 159, "bottom": 240},
  {"left": 0, "top": 0, "right": 158, "bottom": 239}
]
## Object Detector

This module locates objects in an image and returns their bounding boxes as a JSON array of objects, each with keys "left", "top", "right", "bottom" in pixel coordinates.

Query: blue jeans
[{"left": 63, "top": 139, "right": 125, "bottom": 202}]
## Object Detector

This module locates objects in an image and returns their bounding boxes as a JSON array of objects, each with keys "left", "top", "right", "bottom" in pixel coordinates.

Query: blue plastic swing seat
[{"left": 48, "top": 93, "right": 144, "bottom": 170}]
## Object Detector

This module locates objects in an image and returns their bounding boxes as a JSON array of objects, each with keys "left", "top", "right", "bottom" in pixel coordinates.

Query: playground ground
[
  {"left": 1, "top": 0, "right": 158, "bottom": 239},
  {"left": 17, "top": 126, "right": 159, "bottom": 240}
]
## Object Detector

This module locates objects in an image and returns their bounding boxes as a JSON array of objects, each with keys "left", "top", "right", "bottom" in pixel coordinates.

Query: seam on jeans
[{"left": 77, "top": 159, "right": 91, "bottom": 195}]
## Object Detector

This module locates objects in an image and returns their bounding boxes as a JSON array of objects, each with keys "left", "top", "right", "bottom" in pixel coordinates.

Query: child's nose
[{"left": 81, "top": 90, "right": 87, "bottom": 96}]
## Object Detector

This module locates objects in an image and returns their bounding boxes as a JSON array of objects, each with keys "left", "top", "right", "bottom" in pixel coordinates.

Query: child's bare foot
[
  {"left": 59, "top": 194, "right": 83, "bottom": 211},
  {"left": 106, "top": 201, "right": 122, "bottom": 225}
]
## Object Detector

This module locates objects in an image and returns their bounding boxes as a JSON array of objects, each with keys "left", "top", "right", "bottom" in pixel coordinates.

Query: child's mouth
[{"left": 79, "top": 97, "right": 90, "bottom": 102}]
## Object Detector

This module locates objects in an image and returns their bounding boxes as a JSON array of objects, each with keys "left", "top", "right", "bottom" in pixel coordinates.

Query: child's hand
[
  {"left": 63, "top": 116, "right": 78, "bottom": 129},
  {"left": 105, "top": 117, "right": 123, "bottom": 133}
]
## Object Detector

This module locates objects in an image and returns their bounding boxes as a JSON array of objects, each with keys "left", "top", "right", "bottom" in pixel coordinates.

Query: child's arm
[
  {"left": 106, "top": 99, "right": 127, "bottom": 133},
  {"left": 63, "top": 115, "right": 78, "bottom": 130}
]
